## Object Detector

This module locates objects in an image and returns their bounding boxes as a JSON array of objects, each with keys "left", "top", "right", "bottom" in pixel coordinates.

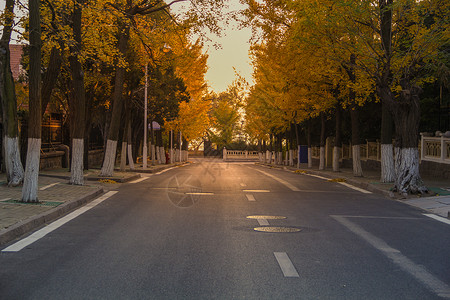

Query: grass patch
[
  {"left": 328, "top": 178, "right": 346, "bottom": 183},
  {"left": 98, "top": 179, "right": 118, "bottom": 184}
]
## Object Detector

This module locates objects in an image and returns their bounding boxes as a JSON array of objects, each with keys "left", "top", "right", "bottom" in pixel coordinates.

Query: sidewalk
[
  {"left": 0, "top": 162, "right": 185, "bottom": 247},
  {"left": 259, "top": 162, "right": 450, "bottom": 219}
]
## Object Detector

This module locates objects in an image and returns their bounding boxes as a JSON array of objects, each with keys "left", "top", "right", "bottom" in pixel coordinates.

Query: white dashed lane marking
[
  {"left": 274, "top": 252, "right": 300, "bottom": 278},
  {"left": 257, "top": 219, "right": 269, "bottom": 226},
  {"left": 246, "top": 194, "right": 256, "bottom": 201}
]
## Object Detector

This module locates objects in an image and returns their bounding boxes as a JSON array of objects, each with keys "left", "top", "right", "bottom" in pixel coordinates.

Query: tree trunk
[
  {"left": 307, "top": 119, "right": 312, "bottom": 169},
  {"left": 333, "top": 103, "right": 342, "bottom": 172},
  {"left": 22, "top": 0, "right": 42, "bottom": 202},
  {"left": 319, "top": 113, "right": 325, "bottom": 170},
  {"left": 380, "top": 101, "right": 395, "bottom": 182},
  {"left": 127, "top": 118, "right": 135, "bottom": 170},
  {"left": 392, "top": 85, "right": 427, "bottom": 194},
  {"left": 120, "top": 141, "right": 127, "bottom": 171},
  {"left": 100, "top": 24, "right": 130, "bottom": 176},
  {"left": 41, "top": 46, "right": 62, "bottom": 114},
  {"left": 0, "top": 0, "right": 24, "bottom": 187},
  {"left": 68, "top": 0, "right": 86, "bottom": 185},
  {"left": 294, "top": 122, "right": 299, "bottom": 168},
  {"left": 350, "top": 108, "right": 363, "bottom": 177}
]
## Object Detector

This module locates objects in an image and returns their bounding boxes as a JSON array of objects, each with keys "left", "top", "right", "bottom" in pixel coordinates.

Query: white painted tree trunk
[
  {"left": 394, "top": 148, "right": 427, "bottom": 195},
  {"left": 100, "top": 139, "right": 117, "bottom": 176},
  {"left": 319, "top": 146, "right": 325, "bottom": 170},
  {"left": 380, "top": 144, "right": 395, "bottom": 183},
  {"left": 160, "top": 147, "right": 165, "bottom": 164},
  {"left": 21, "top": 138, "right": 41, "bottom": 202},
  {"left": 333, "top": 146, "right": 340, "bottom": 172},
  {"left": 4, "top": 136, "right": 24, "bottom": 186},
  {"left": 157, "top": 146, "right": 162, "bottom": 164},
  {"left": 289, "top": 150, "right": 294, "bottom": 166},
  {"left": 352, "top": 145, "right": 363, "bottom": 177},
  {"left": 70, "top": 138, "right": 84, "bottom": 185},
  {"left": 127, "top": 144, "right": 135, "bottom": 170},
  {"left": 151, "top": 144, "right": 156, "bottom": 164},
  {"left": 307, "top": 147, "right": 312, "bottom": 169},
  {"left": 120, "top": 141, "right": 127, "bottom": 171}
]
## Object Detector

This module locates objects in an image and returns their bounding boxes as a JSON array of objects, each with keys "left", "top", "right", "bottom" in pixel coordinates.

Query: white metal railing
[
  {"left": 223, "top": 149, "right": 259, "bottom": 161},
  {"left": 421, "top": 135, "right": 450, "bottom": 164}
]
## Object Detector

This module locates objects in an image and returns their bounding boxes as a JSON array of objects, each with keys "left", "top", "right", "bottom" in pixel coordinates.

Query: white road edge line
[
  {"left": 129, "top": 177, "right": 148, "bottom": 184},
  {"left": 39, "top": 183, "right": 59, "bottom": 191},
  {"left": 258, "top": 219, "right": 269, "bottom": 226},
  {"left": 332, "top": 215, "right": 450, "bottom": 298},
  {"left": 305, "top": 174, "right": 329, "bottom": 180},
  {"left": 424, "top": 214, "right": 450, "bottom": 225},
  {"left": 338, "top": 182, "right": 372, "bottom": 194},
  {"left": 155, "top": 167, "right": 177, "bottom": 175},
  {"left": 254, "top": 169, "right": 300, "bottom": 191},
  {"left": 246, "top": 194, "right": 256, "bottom": 201},
  {"left": 243, "top": 190, "right": 270, "bottom": 193},
  {"left": 274, "top": 252, "right": 300, "bottom": 278},
  {"left": 2, "top": 191, "right": 118, "bottom": 253}
]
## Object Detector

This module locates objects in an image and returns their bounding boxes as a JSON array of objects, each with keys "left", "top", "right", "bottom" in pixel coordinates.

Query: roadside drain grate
[
  {"left": 254, "top": 227, "right": 302, "bottom": 233},
  {"left": 247, "top": 215, "right": 287, "bottom": 220},
  {"left": 1, "top": 199, "right": 63, "bottom": 207}
]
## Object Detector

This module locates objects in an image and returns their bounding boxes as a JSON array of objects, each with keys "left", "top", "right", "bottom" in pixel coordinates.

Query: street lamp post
[{"left": 143, "top": 64, "right": 148, "bottom": 169}]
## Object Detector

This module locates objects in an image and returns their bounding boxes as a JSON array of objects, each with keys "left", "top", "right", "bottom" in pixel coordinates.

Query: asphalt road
[{"left": 1, "top": 159, "right": 450, "bottom": 299}]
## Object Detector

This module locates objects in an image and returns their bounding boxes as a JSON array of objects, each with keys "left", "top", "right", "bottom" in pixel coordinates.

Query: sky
[{"left": 173, "top": 0, "right": 254, "bottom": 93}]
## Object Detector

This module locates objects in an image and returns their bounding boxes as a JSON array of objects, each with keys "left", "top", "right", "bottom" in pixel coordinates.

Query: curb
[
  {"left": 39, "top": 173, "right": 141, "bottom": 183},
  {"left": 121, "top": 162, "right": 190, "bottom": 174},
  {"left": 0, "top": 187, "right": 104, "bottom": 247}
]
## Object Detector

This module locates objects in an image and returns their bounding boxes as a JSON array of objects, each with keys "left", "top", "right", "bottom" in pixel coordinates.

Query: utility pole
[{"left": 143, "top": 64, "right": 148, "bottom": 169}]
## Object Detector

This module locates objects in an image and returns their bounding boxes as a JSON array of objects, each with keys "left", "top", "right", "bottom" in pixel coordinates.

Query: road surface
[{"left": 1, "top": 159, "right": 449, "bottom": 299}]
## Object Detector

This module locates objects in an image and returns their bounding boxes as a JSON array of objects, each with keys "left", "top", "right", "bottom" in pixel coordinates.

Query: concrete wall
[{"left": 39, "top": 149, "right": 104, "bottom": 170}]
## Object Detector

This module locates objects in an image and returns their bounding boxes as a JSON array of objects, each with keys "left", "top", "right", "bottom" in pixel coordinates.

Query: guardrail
[
  {"left": 223, "top": 149, "right": 259, "bottom": 161},
  {"left": 421, "top": 135, "right": 450, "bottom": 164}
]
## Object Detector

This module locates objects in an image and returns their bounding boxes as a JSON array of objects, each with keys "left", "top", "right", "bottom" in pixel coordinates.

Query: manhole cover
[
  {"left": 247, "top": 215, "right": 287, "bottom": 220},
  {"left": 254, "top": 227, "right": 302, "bottom": 233}
]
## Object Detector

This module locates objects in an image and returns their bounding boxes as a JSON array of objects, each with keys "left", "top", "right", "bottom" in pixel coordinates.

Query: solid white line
[
  {"left": 39, "top": 183, "right": 59, "bottom": 191},
  {"left": 2, "top": 191, "right": 118, "bottom": 253},
  {"left": 258, "top": 219, "right": 269, "bottom": 226},
  {"left": 332, "top": 215, "right": 450, "bottom": 298},
  {"left": 254, "top": 169, "right": 300, "bottom": 191},
  {"left": 274, "top": 252, "right": 300, "bottom": 278},
  {"left": 424, "top": 214, "right": 450, "bottom": 225},
  {"left": 246, "top": 194, "right": 256, "bottom": 201},
  {"left": 155, "top": 167, "right": 177, "bottom": 175},
  {"left": 129, "top": 177, "right": 148, "bottom": 184},
  {"left": 306, "top": 174, "right": 329, "bottom": 180},
  {"left": 243, "top": 190, "right": 270, "bottom": 193},
  {"left": 338, "top": 182, "right": 372, "bottom": 194},
  {"left": 185, "top": 192, "right": 214, "bottom": 195}
]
